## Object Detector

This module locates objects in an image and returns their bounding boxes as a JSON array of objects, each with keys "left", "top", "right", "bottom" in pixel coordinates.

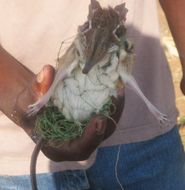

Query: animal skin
[{"left": 27, "top": 0, "right": 168, "bottom": 125}]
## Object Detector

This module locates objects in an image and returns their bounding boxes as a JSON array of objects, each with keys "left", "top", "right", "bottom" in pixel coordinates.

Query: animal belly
[{"left": 52, "top": 77, "right": 111, "bottom": 122}]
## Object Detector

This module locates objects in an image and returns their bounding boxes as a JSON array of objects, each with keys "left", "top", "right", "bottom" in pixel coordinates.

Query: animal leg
[
  {"left": 27, "top": 59, "right": 79, "bottom": 116},
  {"left": 123, "top": 75, "right": 169, "bottom": 125},
  {"left": 27, "top": 69, "right": 68, "bottom": 116}
]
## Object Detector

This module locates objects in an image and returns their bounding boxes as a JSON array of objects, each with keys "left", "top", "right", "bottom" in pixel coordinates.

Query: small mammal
[
  {"left": 27, "top": 0, "right": 168, "bottom": 124},
  {"left": 28, "top": 1, "right": 168, "bottom": 189}
]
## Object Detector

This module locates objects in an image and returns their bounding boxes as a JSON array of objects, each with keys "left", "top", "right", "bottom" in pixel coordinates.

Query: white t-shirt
[{"left": 0, "top": 0, "right": 177, "bottom": 175}]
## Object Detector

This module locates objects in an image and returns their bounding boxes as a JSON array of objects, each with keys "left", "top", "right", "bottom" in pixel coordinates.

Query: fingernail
[{"left": 36, "top": 70, "right": 44, "bottom": 83}]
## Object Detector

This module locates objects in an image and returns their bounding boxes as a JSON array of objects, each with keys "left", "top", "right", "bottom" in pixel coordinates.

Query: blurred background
[{"left": 157, "top": 3, "right": 185, "bottom": 145}]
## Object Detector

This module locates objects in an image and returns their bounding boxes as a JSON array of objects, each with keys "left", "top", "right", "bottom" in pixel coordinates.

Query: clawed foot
[
  {"left": 26, "top": 65, "right": 55, "bottom": 117},
  {"left": 158, "top": 113, "right": 170, "bottom": 127},
  {"left": 26, "top": 100, "right": 43, "bottom": 117},
  {"left": 149, "top": 106, "right": 170, "bottom": 127}
]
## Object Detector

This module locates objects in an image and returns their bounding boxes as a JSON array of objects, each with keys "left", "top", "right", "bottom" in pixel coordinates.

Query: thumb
[
  {"left": 31, "top": 65, "right": 55, "bottom": 99},
  {"left": 82, "top": 116, "right": 107, "bottom": 141}
]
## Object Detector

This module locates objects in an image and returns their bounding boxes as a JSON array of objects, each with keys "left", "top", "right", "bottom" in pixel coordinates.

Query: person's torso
[{"left": 0, "top": 0, "right": 177, "bottom": 175}]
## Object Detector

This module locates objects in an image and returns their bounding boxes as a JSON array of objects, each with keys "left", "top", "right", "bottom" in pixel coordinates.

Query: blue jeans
[{"left": 1, "top": 127, "right": 185, "bottom": 190}]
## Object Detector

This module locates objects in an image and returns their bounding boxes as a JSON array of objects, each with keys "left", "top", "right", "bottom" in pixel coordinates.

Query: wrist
[{"left": 0, "top": 47, "right": 35, "bottom": 132}]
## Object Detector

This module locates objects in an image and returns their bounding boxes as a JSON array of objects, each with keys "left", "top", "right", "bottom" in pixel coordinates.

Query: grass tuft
[{"left": 35, "top": 98, "right": 115, "bottom": 143}]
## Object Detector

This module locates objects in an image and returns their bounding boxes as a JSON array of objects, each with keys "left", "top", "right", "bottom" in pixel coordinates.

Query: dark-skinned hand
[
  {"left": 180, "top": 75, "right": 185, "bottom": 96},
  {"left": 0, "top": 46, "right": 125, "bottom": 162}
]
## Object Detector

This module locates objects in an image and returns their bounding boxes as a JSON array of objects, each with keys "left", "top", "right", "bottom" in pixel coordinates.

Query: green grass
[{"left": 35, "top": 98, "right": 115, "bottom": 145}]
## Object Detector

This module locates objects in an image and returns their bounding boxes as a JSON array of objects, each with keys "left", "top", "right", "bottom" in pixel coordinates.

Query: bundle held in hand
[{"left": 27, "top": 0, "right": 169, "bottom": 142}]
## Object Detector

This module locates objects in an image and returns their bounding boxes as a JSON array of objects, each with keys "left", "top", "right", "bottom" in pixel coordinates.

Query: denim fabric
[
  {"left": 0, "top": 170, "right": 89, "bottom": 190},
  {"left": 0, "top": 127, "right": 185, "bottom": 190},
  {"left": 86, "top": 127, "right": 185, "bottom": 190}
]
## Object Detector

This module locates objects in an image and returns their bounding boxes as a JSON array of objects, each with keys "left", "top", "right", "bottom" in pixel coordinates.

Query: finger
[
  {"left": 31, "top": 65, "right": 55, "bottom": 99},
  {"left": 71, "top": 117, "right": 108, "bottom": 159},
  {"left": 83, "top": 116, "right": 107, "bottom": 138}
]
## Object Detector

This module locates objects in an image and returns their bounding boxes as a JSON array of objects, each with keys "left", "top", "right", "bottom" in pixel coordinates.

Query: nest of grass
[{"left": 35, "top": 98, "right": 115, "bottom": 145}]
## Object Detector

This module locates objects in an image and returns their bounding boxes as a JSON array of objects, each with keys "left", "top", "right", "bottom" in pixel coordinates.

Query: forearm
[
  {"left": 159, "top": 0, "right": 185, "bottom": 75},
  {"left": 0, "top": 46, "right": 34, "bottom": 134}
]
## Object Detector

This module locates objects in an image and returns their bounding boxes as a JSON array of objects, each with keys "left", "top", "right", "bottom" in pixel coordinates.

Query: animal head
[{"left": 77, "top": 0, "right": 129, "bottom": 74}]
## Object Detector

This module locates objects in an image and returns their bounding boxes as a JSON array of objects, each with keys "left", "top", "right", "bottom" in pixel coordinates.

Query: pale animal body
[
  {"left": 52, "top": 41, "right": 122, "bottom": 121},
  {"left": 27, "top": 0, "right": 168, "bottom": 125}
]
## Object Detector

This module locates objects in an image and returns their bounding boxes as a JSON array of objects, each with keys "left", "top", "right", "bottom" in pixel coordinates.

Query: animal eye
[
  {"left": 124, "top": 40, "right": 133, "bottom": 53},
  {"left": 115, "top": 25, "right": 123, "bottom": 38}
]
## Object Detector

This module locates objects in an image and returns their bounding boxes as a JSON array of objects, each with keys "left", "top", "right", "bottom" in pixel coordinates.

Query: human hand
[
  {"left": 20, "top": 65, "right": 124, "bottom": 162},
  {"left": 40, "top": 88, "right": 124, "bottom": 161},
  {"left": 180, "top": 75, "right": 185, "bottom": 95},
  {"left": 0, "top": 47, "right": 124, "bottom": 161}
]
